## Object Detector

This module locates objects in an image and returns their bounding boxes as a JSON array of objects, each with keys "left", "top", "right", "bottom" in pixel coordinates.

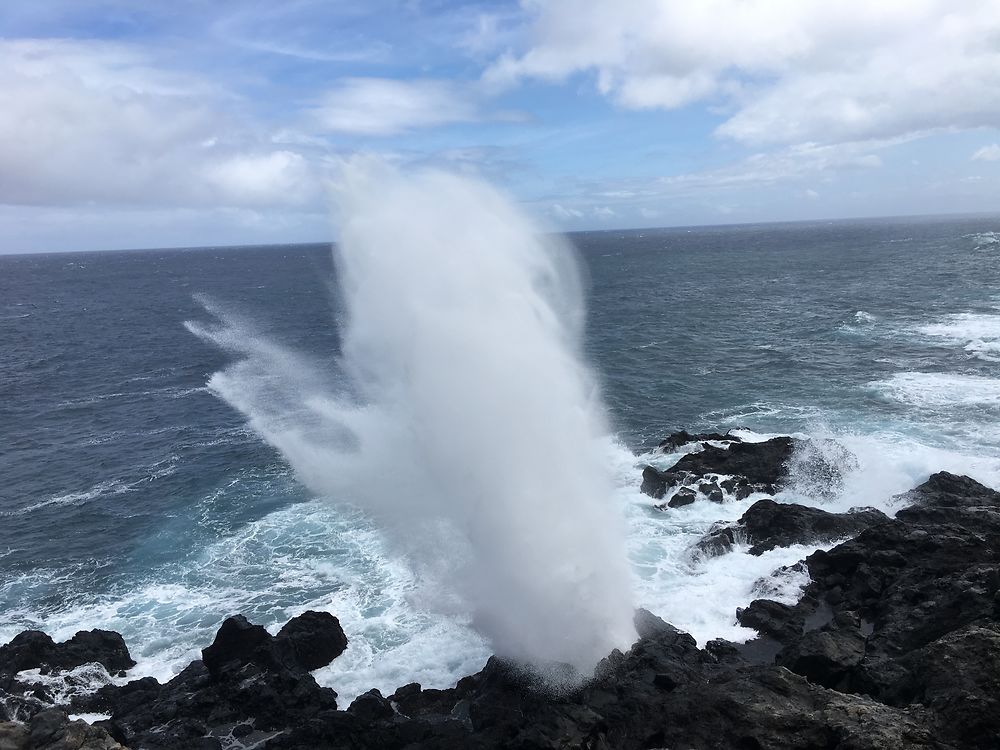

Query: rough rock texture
[
  {"left": 641, "top": 434, "right": 856, "bottom": 505},
  {"left": 696, "top": 499, "right": 889, "bottom": 556},
  {"left": 735, "top": 471, "right": 1000, "bottom": 749},
  {"left": 201, "top": 611, "right": 348, "bottom": 678},
  {"left": 0, "top": 709, "right": 124, "bottom": 750},
  {"left": 656, "top": 429, "right": 742, "bottom": 452},
  {"left": 2, "top": 470, "right": 998, "bottom": 749},
  {"left": 0, "top": 631, "right": 134, "bottom": 675}
]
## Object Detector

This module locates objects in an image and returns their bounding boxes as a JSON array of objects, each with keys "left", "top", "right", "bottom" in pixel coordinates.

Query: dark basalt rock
[
  {"left": 274, "top": 611, "right": 348, "bottom": 672},
  {"left": 895, "top": 470, "right": 1000, "bottom": 509},
  {"left": 670, "top": 436, "right": 794, "bottom": 490},
  {"left": 0, "top": 708, "right": 125, "bottom": 749},
  {"left": 0, "top": 630, "right": 134, "bottom": 675},
  {"left": 201, "top": 611, "right": 347, "bottom": 679},
  {"left": 643, "top": 433, "right": 858, "bottom": 505},
  {"left": 697, "top": 499, "right": 889, "bottom": 557},
  {"left": 657, "top": 429, "right": 742, "bottom": 452},
  {"left": 665, "top": 487, "right": 696, "bottom": 508},
  {"left": 4, "top": 470, "right": 999, "bottom": 749},
  {"left": 732, "top": 472, "right": 1000, "bottom": 748}
]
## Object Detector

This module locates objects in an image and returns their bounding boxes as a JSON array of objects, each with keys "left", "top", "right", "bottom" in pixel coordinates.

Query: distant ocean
[{"left": 3, "top": 215, "right": 1000, "bottom": 702}]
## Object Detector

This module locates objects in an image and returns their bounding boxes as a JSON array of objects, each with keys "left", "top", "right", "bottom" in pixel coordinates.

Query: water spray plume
[{"left": 187, "top": 159, "right": 637, "bottom": 679}]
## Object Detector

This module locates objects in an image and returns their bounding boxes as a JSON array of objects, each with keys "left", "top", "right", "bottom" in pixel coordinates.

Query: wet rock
[
  {"left": 274, "top": 611, "right": 348, "bottom": 672},
  {"left": 727, "top": 472, "right": 1000, "bottom": 748},
  {"left": 895, "top": 471, "right": 1000, "bottom": 510},
  {"left": 639, "top": 466, "right": 687, "bottom": 499},
  {"left": 666, "top": 487, "right": 696, "bottom": 508},
  {"left": 657, "top": 430, "right": 742, "bottom": 452},
  {"left": 201, "top": 616, "right": 273, "bottom": 678},
  {"left": 698, "top": 481, "right": 724, "bottom": 502},
  {"left": 0, "top": 631, "right": 134, "bottom": 676},
  {"left": 347, "top": 689, "right": 394, "bottom": 722},
  {"left": 696, "top": 499, "right": 889, "bottom": 557}
]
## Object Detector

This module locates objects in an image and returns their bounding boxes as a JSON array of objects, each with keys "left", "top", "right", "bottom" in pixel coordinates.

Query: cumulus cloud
[
  {"left": 972, "top": 144, "right": 1000, "bottom": 162},
  {"left": 0, "top": 39, "right": 325, "bottom": 209},
  {"left": 487, "top": 0, "right": 1000, "bottom": 146}
]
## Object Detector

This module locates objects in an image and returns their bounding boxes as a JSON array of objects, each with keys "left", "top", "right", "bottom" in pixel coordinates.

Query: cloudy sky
[{"left": 2, "top": 0, "right": 999, "bottom": 252}]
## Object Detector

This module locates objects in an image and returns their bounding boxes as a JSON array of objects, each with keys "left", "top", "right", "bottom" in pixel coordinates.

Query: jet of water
[{"left": 187, "top": 159, "right": 636, "bottom": 678}]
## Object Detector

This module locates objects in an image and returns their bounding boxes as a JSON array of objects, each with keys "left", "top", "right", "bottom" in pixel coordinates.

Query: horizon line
[{"left": 2, "top": 208, "right": 998, "bottom": 257}]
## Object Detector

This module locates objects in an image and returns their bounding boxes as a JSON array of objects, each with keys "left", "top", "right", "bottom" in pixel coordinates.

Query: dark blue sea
[{"left": 3, "top": 216, "right": 999, "bottom": 699}]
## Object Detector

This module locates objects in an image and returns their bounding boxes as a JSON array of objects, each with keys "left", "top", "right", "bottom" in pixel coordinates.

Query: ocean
[{"left": 2, "top": 215, "right": 1000, "bottom": 702}]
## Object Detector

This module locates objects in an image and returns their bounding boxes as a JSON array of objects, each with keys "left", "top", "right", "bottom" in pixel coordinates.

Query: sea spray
[{"left": 187, "top": 160, "right": 637, "bottom": 678}]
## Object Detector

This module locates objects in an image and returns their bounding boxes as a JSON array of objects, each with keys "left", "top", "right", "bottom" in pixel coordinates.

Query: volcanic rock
[
  {"left": 0, "top": 631, "right": 134, "bottom": 676},
  {"left": 657, "top": 430, "right": 742, "bottom": 452},
  {"left": 697, "top": 498, "right": 888, "bottom": 557}
]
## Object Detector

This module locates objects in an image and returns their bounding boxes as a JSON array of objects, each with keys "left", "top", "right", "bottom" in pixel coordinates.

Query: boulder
[
  {"left": 0, "top": 630, "right": 134, "bottom": 675},
  {"left": 201, "top": 611, "right": 347, "bottom": 679},
  {"left": 657, "top": 430, "right": 742, "bottom": 452},
  {"left": 696, "top": 499, "right": 888, "bottom": 557},
  {"left": 670, "top": 436, "right": 794, "bottom": 490},
  {"left": 274, "top": 611, "right": 348, "bottom": 672}
]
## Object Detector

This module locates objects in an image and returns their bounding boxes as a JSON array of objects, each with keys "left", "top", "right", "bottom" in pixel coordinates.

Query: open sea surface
[{"left": 2, "top": 215, "right": 999, "bottom": 700}]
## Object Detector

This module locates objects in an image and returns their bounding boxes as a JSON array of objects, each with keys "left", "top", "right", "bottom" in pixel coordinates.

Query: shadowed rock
[
  {"left": 0, "top": 630, "right": 134, "bottom": 675},
  {"left": 696, "top": 499, "right": 888, "bottom": 557}
]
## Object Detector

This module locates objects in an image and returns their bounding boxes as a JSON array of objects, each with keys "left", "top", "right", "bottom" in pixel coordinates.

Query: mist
[{"left": 187, "top": 160, "right": 637, "bottom": 677}]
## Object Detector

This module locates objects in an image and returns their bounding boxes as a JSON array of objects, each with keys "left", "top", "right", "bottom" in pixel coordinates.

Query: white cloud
[
  {"left": 314, "top": 78, "right": 481, "bottom": 136},
  {"left": 549, "top": 203, "right": 583, "bottom": 220},
  {"left": 972, "top": 144, "right": 1000, "bottom": 162},
  {"left": 0, "top": 39, "right": 326, "bottom": 209},
  {"left": 487, "top": 0, "right": 1000, "bottom": 146}
]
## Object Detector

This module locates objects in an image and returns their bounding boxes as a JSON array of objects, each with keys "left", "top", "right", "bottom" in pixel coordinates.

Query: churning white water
[{"left": 186, "top": 161, "right": 637, "bottom": 677}]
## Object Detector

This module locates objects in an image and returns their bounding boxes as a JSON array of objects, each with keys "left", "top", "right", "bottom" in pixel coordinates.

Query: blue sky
[{"left": 1, "top": 0, "right": 999, "bottom": 252}]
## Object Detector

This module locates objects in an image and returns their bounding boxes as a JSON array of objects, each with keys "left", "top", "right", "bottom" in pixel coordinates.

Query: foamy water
[{"left": 2, "top": 212, "right": 1000, "bottom": 704}]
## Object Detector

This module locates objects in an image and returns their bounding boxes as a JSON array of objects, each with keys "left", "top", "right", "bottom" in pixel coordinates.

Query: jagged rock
[
  {"left": 639, "top": 466, "right": 688, "bottom": 499},
  {"left": 647, "top": 434, "right": 857, "bottom": 504},
  {"left": 201, "top": 616, "right": 272, "bottom": 677},
  {"left": 696, "top": 499, "right": 888, "bottom": 557},
  {"left": 670, "top": 436, "right": 794, "bottom": 491},
  {"left": 729, "top": 472, "right": 1000, "bottom": 748},
  {"left": 347, "top": 689, "right": 394, "bottom": 722},
  {"left": 201, "top": 611, "right": 346, "bottom": 679},
  {"left": 895, "top": 471, "right": 1000, "bottom": 509},
  {"left": 6, "top": 470, "right": 1000, "bottom": 749},
  {"left": 666, "top": 487, "right": 696, "bottom": 508},
  {"left": 0, "top": 709, "right": 125, "bottom": 750},
  {"left": 274, "top": 611, "right": 348, "bottom": 672},
  {"left": 0, "top": 631, "right": 134, "bottom": 675},
  {"left": 657, "top": 430, "right": 742, "bottom": 452}
]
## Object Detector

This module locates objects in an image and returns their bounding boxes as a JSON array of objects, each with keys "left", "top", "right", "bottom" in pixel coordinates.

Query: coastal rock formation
[
  {"left": 0, "top": 631, "right": 134, "bottom": 676},
  {"left": 641, "top": 433, "right": 857, "bottom": 505},
  {"left": 696, "top": 499, "right": 889, "bottom": 556},
  {"left": 1, "top": 469, "right": 998, "bottom": 748},
  {"left": 736, "top": 471, "right": 1000, "bottom": 748}
]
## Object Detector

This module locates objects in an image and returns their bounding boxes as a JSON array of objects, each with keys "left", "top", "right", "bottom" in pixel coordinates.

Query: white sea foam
[
  {"left": 870, "top": 372, "right": 1000, "bottom": 410},
  {"left": 187, "top": 160, "right": 636, "bottom": 679},
  {"left": 917, "top": 311, "right": 1000, "bottom": 361},
  {"left": 967, "top": 231, "right": 999, "bottom": 249}
]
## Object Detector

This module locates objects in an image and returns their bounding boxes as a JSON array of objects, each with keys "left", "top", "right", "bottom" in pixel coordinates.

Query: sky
[{"left": 1, "top": 0, "right": 1000, "bottom": 253}]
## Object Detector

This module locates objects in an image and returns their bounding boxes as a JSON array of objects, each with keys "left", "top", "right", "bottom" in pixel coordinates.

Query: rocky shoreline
[{"left": 2, "top": 433, "right": 998, "bottom": 749}]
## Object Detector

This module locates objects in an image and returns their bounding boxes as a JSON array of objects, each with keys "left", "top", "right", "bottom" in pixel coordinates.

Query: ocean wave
[
  {"left": 837, "top": 310, "right": 877, "bottom": 335},
  {"left": 868, "top": 371, "right": 1000, "bottom": 409},
  {"left": 965, "top": 231, "right": 999, "bottom": 249},
  {"left": 916, "top": 310, "right": 1000, "bottom": 361},
  {"left": 56, "top": 386, "right": 208, "bottom": 409},
  {"left": 6, "top": 456, "right": 179, "bottom": 516}
]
